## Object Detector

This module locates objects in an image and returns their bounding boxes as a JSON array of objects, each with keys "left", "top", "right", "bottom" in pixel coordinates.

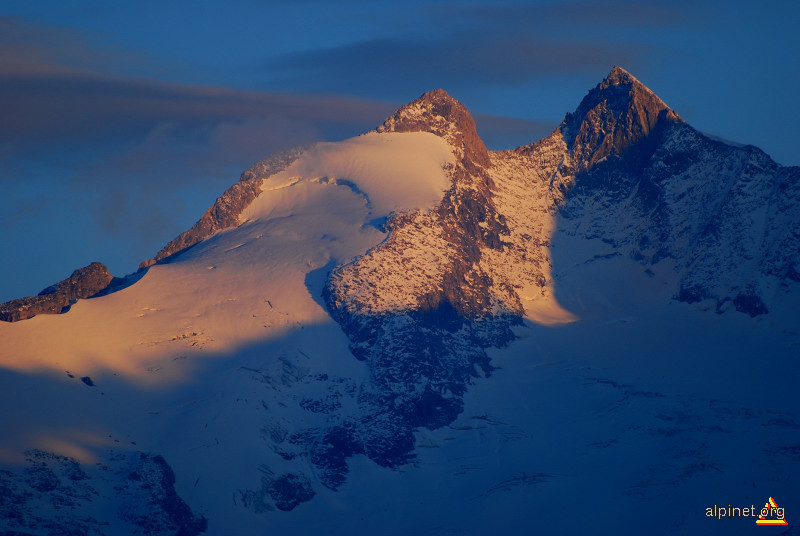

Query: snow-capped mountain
[{"left": 1, "top": 67, "right": 798, "bottom": 535}]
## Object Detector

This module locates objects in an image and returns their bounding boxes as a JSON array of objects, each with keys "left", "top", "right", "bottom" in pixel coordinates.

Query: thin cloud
[
  {"left": 0, "top": 69, "right": 397, "bottom": 247},
  {"left": 0, "top": 17, "right": 398, "bottom": 148},
  {"left": 0, "top": 16, "right": 157, "bottom": 78},
  {"left": 447, "top": 1, "right": 687, "bottom": 30},
  {"left": 259, "top": 0, "right": 688, "bottom": 97},
  {"left": 0, "top": 68, "right": 397, "bottom": 147},
  {"left": 264, "top": 34, "right": 645, "bottom": 96}
]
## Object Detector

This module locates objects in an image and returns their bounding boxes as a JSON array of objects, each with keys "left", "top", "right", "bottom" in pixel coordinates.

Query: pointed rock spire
[
  {"left": 377, "top": 89, "right": 490, "bottom": 167},
  {"left": 562, "top": 66, "right": 682, "bottom": 170}
]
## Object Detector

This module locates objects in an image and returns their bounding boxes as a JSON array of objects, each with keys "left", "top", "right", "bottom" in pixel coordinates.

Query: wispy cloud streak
[{"left": 259, "top": 0, "right": 686, "bottom": 97}]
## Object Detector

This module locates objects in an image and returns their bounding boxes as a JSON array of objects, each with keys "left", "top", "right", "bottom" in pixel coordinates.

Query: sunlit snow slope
[{"left": 0, "top": 131, "right": 454, "bottom": 377}]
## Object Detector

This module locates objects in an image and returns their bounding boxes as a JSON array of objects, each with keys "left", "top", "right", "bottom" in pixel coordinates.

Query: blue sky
[{"left": 1, "top": 0, "right": 798, "bottom": 301}]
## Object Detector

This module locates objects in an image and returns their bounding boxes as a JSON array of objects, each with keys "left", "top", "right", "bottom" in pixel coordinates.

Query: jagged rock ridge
[
  {"left": 139, "top": 145, "right": 310, "bottom": 269},
  {"left": 0, "top": 262, "right": 113, "bottom": 322},
  {"left": 329, "top": 89, "right": 519, "bottom": 322},
  {"left": 377, "top": 88, "right": 490, "bottom": 167}
]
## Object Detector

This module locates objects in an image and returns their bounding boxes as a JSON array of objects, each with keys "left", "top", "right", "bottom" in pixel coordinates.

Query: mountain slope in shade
[{"left": 0, "top": 67, "right": 798, "bottom": 535}]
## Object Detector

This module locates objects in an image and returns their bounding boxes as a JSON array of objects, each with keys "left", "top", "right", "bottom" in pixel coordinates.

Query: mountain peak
[
  {"left": 418, "top": 88, "right": 456, "bottom": 102},
  {"left": 604, "top": 65, "right": 637, "bottom": 86},
  {"left": 377, "top": 89, "right": 490, "bottom": 166},
  {"left": 562, "top": 66, "right": 682, "bottom": 170}
]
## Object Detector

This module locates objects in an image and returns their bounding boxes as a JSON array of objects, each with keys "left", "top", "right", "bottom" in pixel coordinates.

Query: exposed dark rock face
[
  {"left": 0, "top": 262, "right": 113, "bottom": 322},
  {"left": 553, "top": 103, "right": 799, "bottom": 315},
  {"left": 239, "top": 468, "right": 315, "bottom": 513},
  {"left": 140, "top": 146, "right": 308, "bottom": 268}
]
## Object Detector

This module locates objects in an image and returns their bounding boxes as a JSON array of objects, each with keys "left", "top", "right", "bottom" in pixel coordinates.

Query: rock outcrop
[
  {"left": 539, "top": 68, "right": 799, "bottom": 316},
  {"left": 0, "top": 262, "right": 113, "bottom": 322}
]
